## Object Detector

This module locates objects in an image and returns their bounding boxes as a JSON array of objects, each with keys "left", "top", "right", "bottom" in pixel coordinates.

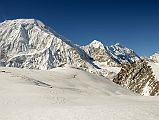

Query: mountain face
[
  {"left": 81, "top": 40, "right": 118, "bottom": 67},
  {"left": 150, "top": 53, "right": 159, "bottom": 63},
  {"left": 107, "top": 43, "right": 140, "bottom": 64},
  {"left": 82, "top": 40, "right": 140, "bottom": 67},
  {"left": 0, "top": 19, "right": 95, "bottom": 70},
  {"left": 0, "top": 19, "right": 139, "bottom": 74},
  {"left": 113, "top": 60, "right": 159, "bottom": 96}
]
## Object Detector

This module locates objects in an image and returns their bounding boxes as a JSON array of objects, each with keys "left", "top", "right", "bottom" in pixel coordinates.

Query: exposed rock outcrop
[
  {"left": 113, "top": 60, "right": 159, "bottom": 96},
  {"left": 82, "top": 40, "right": 140, "bottom": 67}
]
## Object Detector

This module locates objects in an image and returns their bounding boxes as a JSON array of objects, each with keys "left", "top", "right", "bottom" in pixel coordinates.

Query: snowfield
[
  {"left": 0, "top": 66, "right": 159, "bottom": 120},
  {"left": 149, "top": 62, "right": 159, "bottom": 80}
]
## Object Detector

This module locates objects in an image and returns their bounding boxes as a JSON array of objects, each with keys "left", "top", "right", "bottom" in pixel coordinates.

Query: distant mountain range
[
  {"left": 0, "top": 19, "right": 158, "bottom": 96},
  {"left": 0, "top": 19, "right": 139, "bottom": 68}
]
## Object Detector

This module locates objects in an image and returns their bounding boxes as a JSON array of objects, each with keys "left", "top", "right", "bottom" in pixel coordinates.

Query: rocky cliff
[{"left": 113, "top": 60, "right": 159, "bottom": 96}]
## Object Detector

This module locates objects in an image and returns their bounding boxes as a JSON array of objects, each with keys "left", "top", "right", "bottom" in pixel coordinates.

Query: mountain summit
[
  {"left": 82, "top": 40, "right": 140, "bottom": 66},
  {"left": 0, "top": 19, "right": 94, "bottom": 70},
  {"left": 150, "top": 53, "right": 159, "bottom": 62}
]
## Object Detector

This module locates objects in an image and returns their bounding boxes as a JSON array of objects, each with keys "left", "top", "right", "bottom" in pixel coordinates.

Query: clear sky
[{"left": 0, "top": 0, "right": 158, "bottom": 56}]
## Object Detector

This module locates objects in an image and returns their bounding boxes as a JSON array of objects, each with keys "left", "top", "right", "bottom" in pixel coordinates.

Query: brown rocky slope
[{"left": 113, "top": 59, "right": 159, "bottom": 96}]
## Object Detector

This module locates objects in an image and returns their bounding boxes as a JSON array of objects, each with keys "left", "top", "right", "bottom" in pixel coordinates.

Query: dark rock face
[{"left": 113, "top": 60, "right": 159, "bottom": 96}]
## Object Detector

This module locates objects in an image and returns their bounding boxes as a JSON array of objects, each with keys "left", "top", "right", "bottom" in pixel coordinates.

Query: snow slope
[
  {"left": 0, "top": 66, "right": 159, "bottom": 120},
  {"left": 149, "top": 62, "right": 159, "bottom": 80},
  {"left": 149, "top": 53, "right": 159, "bottom": 80}
]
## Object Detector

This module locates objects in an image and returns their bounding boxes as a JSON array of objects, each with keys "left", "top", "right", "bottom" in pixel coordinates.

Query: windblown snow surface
[{"left": 0, "top": 66, "right": 159, "bottom": 120}]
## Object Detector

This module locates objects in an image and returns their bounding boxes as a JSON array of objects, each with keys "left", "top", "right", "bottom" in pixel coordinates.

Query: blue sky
[{"left": 0, "top": 0, "right": 159, "bottom": 56}]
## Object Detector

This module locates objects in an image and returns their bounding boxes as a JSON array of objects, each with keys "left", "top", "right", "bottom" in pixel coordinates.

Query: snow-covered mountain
[
  {"left": 2, "top": 19, "right": 159, "bottom": 96},
  {"left": 107, "top": 43, "right": 140, "bottom": 64},
  {"left": 0, "top": 19, "right": 95, "bottom": 70},
  {"left": 1, "top": 19, "right": 159, "bottom": 120},
  {"left": 0, "top": 18, "right": 159, "bottom": 97},
  {"left": 0, "top": 19, "right": 140, "bottom": 77},
  {"left": 150, "top": 53, "right": 159, "bottom": 63},
  {"left": 82, "top": 40, "right": 140, "bottom": 66}
]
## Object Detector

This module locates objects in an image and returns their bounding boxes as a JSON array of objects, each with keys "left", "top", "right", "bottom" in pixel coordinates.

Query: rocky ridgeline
[
  {"left": 113, "top": 60, "right": 159, "bottom": 96},
  {"left": 82, "top": 40, "right": 140, "bottom": 67}
]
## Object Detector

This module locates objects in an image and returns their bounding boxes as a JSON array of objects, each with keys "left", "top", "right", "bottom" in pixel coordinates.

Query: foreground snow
[{"left": 0, "top": 66, "right": 159, "bottom": 120}]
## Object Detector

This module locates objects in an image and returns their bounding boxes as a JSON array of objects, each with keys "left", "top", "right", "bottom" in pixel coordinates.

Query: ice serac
[{"left": 0, "top": 19, "right": 94, "bottom": 70}]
